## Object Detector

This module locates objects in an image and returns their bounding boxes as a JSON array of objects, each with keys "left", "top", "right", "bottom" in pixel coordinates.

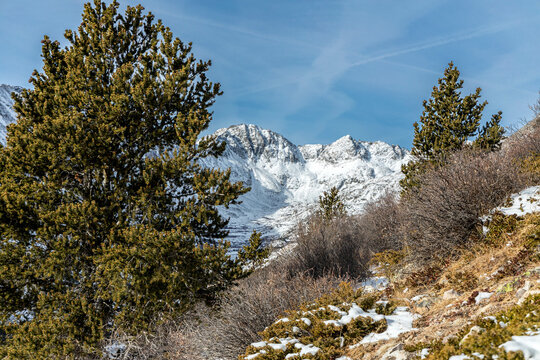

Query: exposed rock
[
  {"left": 460, "top": 325, "right": 486, "bottom": 345},
  {"left": 381, "top": 343, "right": 414, "bottom": 360},
  {"left": 517, "top": 289, "right": 540, "bottom": 305},
  {"left": 515, "top": 280, "right": 531, "bottom": 300},
  {"left": 416, "top": 297, "right": 436, "bottom": 308},
  {"left": 443, "top": 289, "right": 461, "bottom": 300}
]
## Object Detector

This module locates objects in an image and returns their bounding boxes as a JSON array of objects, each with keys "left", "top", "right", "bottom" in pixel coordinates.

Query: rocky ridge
[{"left": 202, "top": 124, "right": 411, "bottom": 250}]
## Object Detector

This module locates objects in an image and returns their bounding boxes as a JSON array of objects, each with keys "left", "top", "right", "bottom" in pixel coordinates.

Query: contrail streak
[{"left": 349, "top": 21, "right": 522, "bottom": 68}]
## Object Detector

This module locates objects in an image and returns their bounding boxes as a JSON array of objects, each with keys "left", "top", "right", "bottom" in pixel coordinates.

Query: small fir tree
[
  {"left": 0, "top": 1, "right": 266, "bottom": 357},
  {"left": 237, "top": 230, "right": 270, "bottom": 268},
  {"left": 400, "top": 62, "right": 505, "bottom": 193},
  {"left": 317, "top": 186, "right": 346, "bottom": 221},
  {"left": 473, "top": 111, "right": 504, "bottom": 151}
]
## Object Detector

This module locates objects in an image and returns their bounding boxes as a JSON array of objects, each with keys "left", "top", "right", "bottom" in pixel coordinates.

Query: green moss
[
  {"left": 375, "top": 301, "right": 397, "bottom": 315},
  {"left": 483, "top": 212, "right": 520, "bottom": 246}
]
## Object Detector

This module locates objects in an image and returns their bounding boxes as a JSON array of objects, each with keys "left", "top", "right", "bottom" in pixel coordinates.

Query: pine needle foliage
[
  {"left": 317, "top": 186, "right": 346, "bottom": 221},
  {"left": 0, "top": 1, "right": 266, "bottom": 357},
  {"left": 400, "top": 62, "right": 505, "bottom": 193}
]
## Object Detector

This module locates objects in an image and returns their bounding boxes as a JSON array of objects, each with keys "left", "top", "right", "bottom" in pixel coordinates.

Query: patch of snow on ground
[
  {"left": 360, "top": 276, "right": 389, "bottom": 292},
  {"left": 500, "top": 333, "right": 540, "bottom": 359},
  {"left": 449, "top": 355, "right": 470, "bottom": 360},
  {"left": 490, "top": 186, "right": 540, "bottom": 217},
  {"left": 360, "top": 306, "right": 420, "bottom": 344},
  {"left": 105, "top": 343, "right": 127, "bottom": 359},
  {"left": 475, "top": 292, "right": 493, "bottom": 304},
  {"left": 294, "top": 343, "right": 320, "bottom": 356},
  {"left": 420, "top": 348, "right": 430, "bottom": 359}
]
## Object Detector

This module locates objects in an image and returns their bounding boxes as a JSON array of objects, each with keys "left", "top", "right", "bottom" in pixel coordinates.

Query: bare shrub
[
  {"left": 173, "top": 268, "right": 343, "bottom": 360},
  {"left": 286, "top": 214, "right": 371, "bottom": 279},
  {"left": 101, "top": 322, "right": 183, "bottom": 360},
  {"left": 285, "top": 192, "right": 404, "bottom": 281},
  {"left": 401, "top": 149, "right": 528, "bottom": 264},
  {"left": 358, "top": 192, "right": 403, "bottom": 252},
  {"left": 529, "top": 92, "right": 540, "bottom": 117}
]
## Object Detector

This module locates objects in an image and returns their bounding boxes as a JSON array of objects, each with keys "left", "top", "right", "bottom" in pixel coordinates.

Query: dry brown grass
[{"left": 100, "top": 264, "right": 344, "bottom": 360}]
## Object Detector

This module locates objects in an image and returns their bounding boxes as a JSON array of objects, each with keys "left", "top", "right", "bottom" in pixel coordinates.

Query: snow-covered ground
[
  {"left": 501, "top": 332, "right": 540, "bottom": 360},
  {"left": 494, "top": 186, "right": 540, "bottom": 217},
  {"left": 481, "top": 186, "right": 540, "bottom": 231},
  {"left": 245, "top": 301, "right": 418, "bottom": 359}
]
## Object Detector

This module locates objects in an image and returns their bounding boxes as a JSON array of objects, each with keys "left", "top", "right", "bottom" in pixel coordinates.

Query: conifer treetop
[{"left": 411, "top": 62, "right": 487, "bottom": 160}]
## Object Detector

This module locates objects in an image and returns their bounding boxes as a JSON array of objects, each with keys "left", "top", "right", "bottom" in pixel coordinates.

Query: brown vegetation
[
  {"left": 401, "top": 149, "right": 528, "bottom": 264},
  {"left": 109, "top": 119, "right": 540, "bottom": 359},
  {"left": 171, "top": 268, "right": 342, "bottom": 360},
  {"left": 286, "top": 214, "right": 370, "bottom": 278}
]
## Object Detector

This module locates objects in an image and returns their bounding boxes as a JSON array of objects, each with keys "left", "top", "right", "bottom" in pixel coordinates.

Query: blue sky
[{"left": 1, "top": 1, "right": 539, "bottom": 147}]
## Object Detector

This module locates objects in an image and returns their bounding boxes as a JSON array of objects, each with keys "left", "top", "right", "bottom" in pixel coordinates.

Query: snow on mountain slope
[
  {"left": 0, "top": 84, "right": 22, "bottom": 144},
  {"left": 201, "top": 124, "right": 411, "bottom": 251}
]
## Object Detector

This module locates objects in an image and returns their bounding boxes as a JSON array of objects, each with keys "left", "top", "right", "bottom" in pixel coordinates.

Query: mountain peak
[
  {"left": 214, "top": 123, "right": 304, "bottom": 164},
  {"left": 201, "top": 124, "right": 411, "bottom": 250}
]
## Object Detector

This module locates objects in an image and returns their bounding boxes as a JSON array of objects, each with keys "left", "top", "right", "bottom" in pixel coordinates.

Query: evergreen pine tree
[
  {"left": 474, "top": 111, "right": 504, "bottom": 151},
  {"left": 400, "top": 62, "right": 505, "bottom": 192},
  {"left": 317, "top": 186, "right": 346, "bottom": 221},
  {"left": 0, "top": 1, "right": 266, "bottom": 357}
]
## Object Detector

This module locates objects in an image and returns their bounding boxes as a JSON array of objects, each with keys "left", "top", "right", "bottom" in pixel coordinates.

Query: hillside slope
[{"left": 239, "top": 186, "right": 540, "bottom": 360}]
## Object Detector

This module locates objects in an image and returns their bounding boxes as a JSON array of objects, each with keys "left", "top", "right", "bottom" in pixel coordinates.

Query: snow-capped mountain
[
  {"left": 0, "top": 84, "right": 411, "bottom": 251},
  {"left": 201, "top": 124, "right": 411, "bottom": 251},
  {"left": 0, "top": 84, "right": 22, "bottom": 143}
]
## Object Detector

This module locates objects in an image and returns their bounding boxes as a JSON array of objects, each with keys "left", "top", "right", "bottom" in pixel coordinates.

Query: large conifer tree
[
  {"left": 400, "top": 62, "right": 505, "bottom": 192},
  {"left": 0, "top": 1, "right": 263, "bottom": 357}
]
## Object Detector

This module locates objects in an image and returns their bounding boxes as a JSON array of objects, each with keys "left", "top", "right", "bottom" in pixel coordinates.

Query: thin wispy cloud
[
  {"left": 234, "top": 19, "right": 527, "bottom": 99},
  {"left": 159, "top": 11, "right": 321, "bottom": 50}
]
